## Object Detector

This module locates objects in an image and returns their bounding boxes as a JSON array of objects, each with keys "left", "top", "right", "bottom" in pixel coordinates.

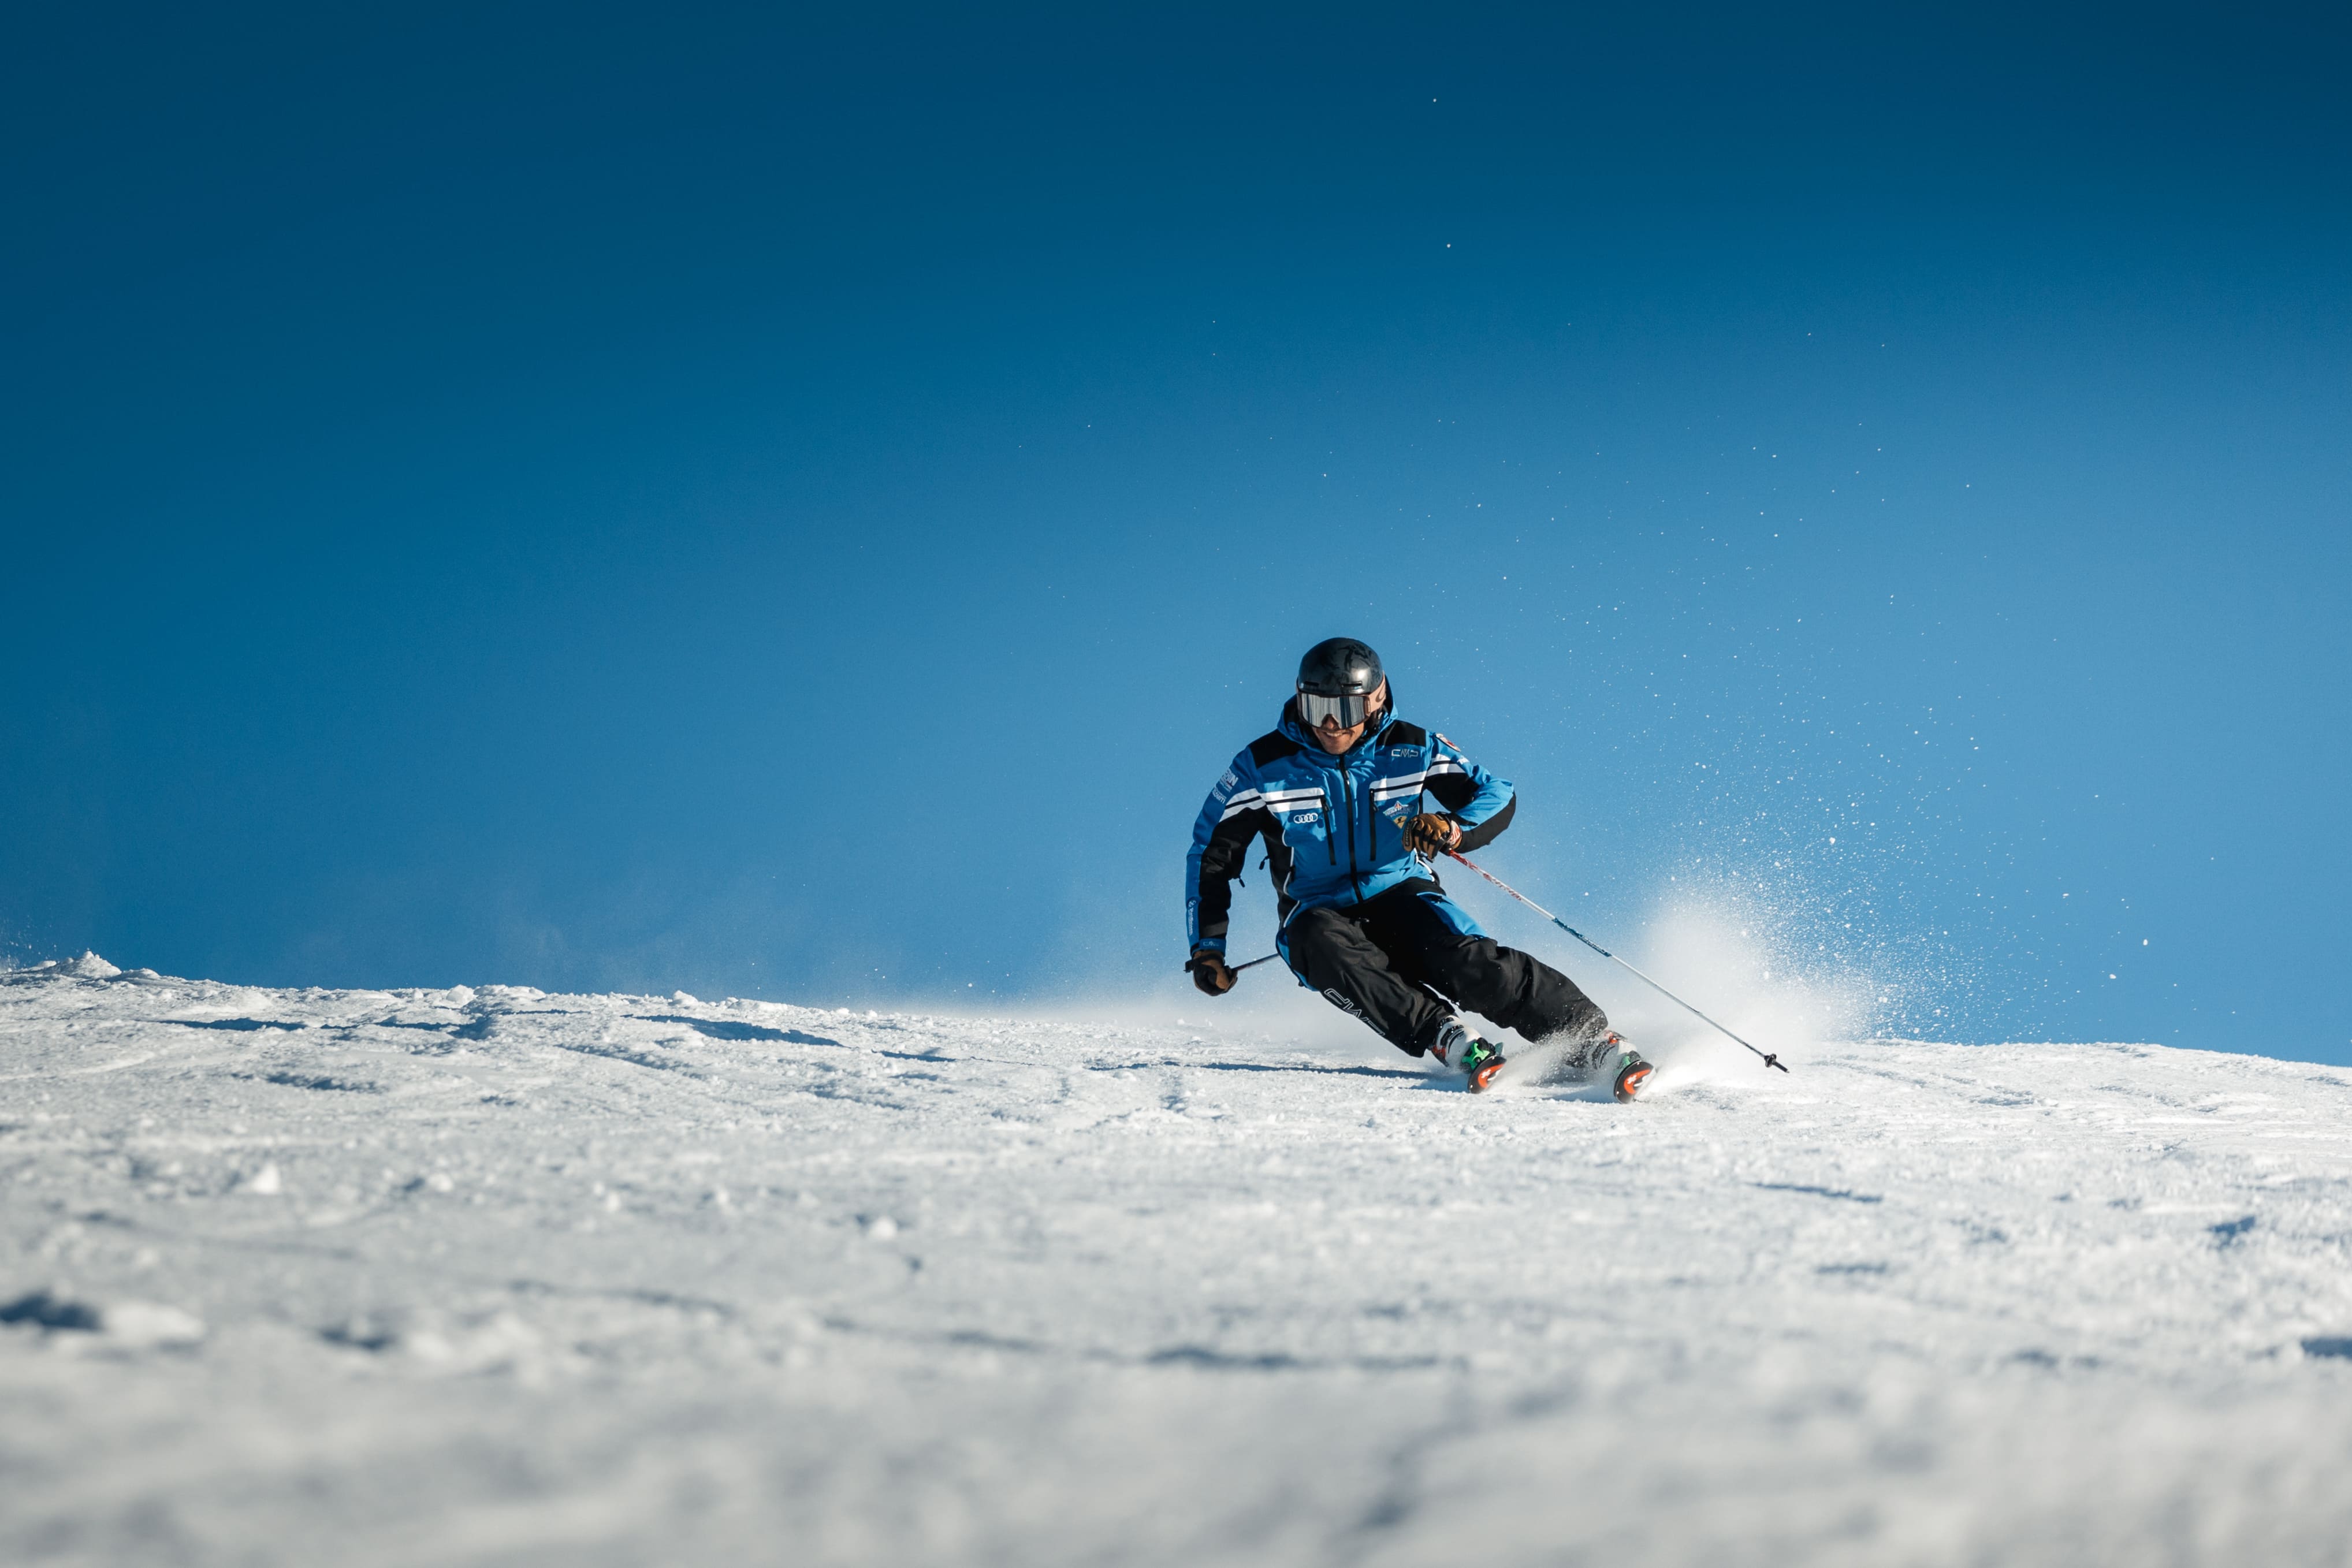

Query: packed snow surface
[{"left": 6, "top": 957, "right": 2352, "bottom": 1566}]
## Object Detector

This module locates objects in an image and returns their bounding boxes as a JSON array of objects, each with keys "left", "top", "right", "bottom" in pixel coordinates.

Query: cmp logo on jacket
[{"left": 1184, "top": 707, "right": 1519, "bottom": 958}]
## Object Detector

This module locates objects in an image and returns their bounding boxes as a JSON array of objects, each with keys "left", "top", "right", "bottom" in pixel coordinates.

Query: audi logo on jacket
[{"left": 1185, "top": 700, "right": 1517, "bottom": 959}]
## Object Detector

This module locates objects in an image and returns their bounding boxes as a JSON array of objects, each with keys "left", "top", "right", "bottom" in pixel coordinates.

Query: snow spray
[{"left": 1444, "top": 850, "right": 1790, "bottom": 1074}]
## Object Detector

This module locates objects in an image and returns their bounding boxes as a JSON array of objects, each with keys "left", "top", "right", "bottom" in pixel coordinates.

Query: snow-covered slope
[{"left": 5, "top": 956, "right": 2351, "bottom": 1566}]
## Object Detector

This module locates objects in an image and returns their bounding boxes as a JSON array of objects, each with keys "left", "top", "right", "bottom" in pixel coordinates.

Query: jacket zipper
[{"left": 1343, "top": 766, "right": 1365, "bottom": 899}]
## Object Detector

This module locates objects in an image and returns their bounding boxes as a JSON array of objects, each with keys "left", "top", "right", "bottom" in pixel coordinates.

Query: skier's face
[{"left": 1311, "top": 680, "right": 1386, "bottom": 753}]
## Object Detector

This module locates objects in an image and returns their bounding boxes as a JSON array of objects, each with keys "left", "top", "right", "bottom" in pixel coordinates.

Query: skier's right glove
[{"left": 1185, "top": 949, "right": 1237, "bottom": 997}]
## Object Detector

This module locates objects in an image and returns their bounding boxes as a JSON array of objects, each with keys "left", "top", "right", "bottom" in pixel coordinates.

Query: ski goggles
[{"left": 1298, "top": 690, "right": 1374, "bottom": 730}]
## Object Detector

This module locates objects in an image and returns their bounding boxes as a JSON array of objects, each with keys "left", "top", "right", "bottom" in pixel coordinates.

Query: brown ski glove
[{"left": 1401, "top": 812, "right": 1463, "bottom": 856}]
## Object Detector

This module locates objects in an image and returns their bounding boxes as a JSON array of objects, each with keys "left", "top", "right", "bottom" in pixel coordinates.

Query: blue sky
[{"left": 5, "top": 5, "right": 2348, "bottom": 1062}]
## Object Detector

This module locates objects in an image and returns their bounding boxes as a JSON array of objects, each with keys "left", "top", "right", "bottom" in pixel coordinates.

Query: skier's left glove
[
  {"left": 1401, "top": 812, "right": 1462, "bottom": 856},
  {"left": 1186, "top": 949, "right": 1237, "bottom": 996}
]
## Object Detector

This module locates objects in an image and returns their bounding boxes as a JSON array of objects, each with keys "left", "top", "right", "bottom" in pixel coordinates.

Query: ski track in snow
[{"left": 5, "top": 956, "right": 2352, "bottom": 1566}]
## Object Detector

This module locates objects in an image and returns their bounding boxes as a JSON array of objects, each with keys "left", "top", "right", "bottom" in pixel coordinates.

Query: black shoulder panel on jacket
[
  {"left": 1425, "top": 772, "right": 1478, "bottom": 811},
  {"left": 1383, "top": 720, "right": 1427, "bottom": 748},
  {"left": 1248, "top": 731, "right": 1301, "bottom": 767}
]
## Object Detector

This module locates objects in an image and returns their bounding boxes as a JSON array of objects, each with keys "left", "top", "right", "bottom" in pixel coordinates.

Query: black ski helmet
[
  {"left": 1294, "top": 638, "right": 1389, "bottom": 732},
  {"left": 1296, "top": 637, "right": 1384, "bottom": 697}
]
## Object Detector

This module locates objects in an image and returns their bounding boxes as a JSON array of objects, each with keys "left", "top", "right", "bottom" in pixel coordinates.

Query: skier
[{"left": 1184, "top": 637, "right": 1651, "bottom": 1097}]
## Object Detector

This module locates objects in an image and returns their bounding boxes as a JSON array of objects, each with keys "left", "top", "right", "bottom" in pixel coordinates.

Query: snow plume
[
  {"left": 1649, "top": 851, "right": 1999, "bottom": 1041},
  {"left": 1616, "top": 892, "right": 1876, "bottom": 1059},
  {"left": 1443, "top": 881, "right": 1882, "bottom": 1094}
]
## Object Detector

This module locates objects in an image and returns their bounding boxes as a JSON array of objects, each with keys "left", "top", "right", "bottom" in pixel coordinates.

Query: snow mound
[
  {"left": 10, "top": 950, "right": 124, "bottom": 979},
  {"left": 2, "top": 1290, "right": 205, "bottom": 1348},
  {"left": 2, "top": 969, "right": 2349, "bottom": 1565}
]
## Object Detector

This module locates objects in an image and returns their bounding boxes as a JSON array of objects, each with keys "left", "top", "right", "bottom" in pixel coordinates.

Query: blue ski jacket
[{"left": 1185, "top": 701, "right": 1517, "bottom": 958}]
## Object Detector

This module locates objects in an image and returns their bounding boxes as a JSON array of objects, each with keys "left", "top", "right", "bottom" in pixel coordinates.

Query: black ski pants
[{"left": 1284, "top": 880, "right": 1606, "bottom": 1056}]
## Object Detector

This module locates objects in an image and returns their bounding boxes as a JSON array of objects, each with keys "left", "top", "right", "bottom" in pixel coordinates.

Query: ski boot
[
  {"left": 1573, "top": 1031, "right": 1654, "bottom": 1103},
  {"left": 1431, "top": 1021, "right": 1510, "bottom": 1093}
]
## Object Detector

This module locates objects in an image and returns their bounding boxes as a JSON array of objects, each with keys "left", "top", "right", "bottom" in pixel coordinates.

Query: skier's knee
[
  {"left": 1288, "top": 905, "right": 1348, "bottom": 940},
  {"left": 1424, "top": 936, "right": 1509, "bottom": 1003},
  {"left": 1285, "top": 906, "right": 1363, "bottom": 967}
]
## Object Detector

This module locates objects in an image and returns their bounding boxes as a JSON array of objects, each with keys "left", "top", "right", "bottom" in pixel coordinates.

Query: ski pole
[{"left": 1445, "top": 850, "right": 1789, "bottom": 1074}]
